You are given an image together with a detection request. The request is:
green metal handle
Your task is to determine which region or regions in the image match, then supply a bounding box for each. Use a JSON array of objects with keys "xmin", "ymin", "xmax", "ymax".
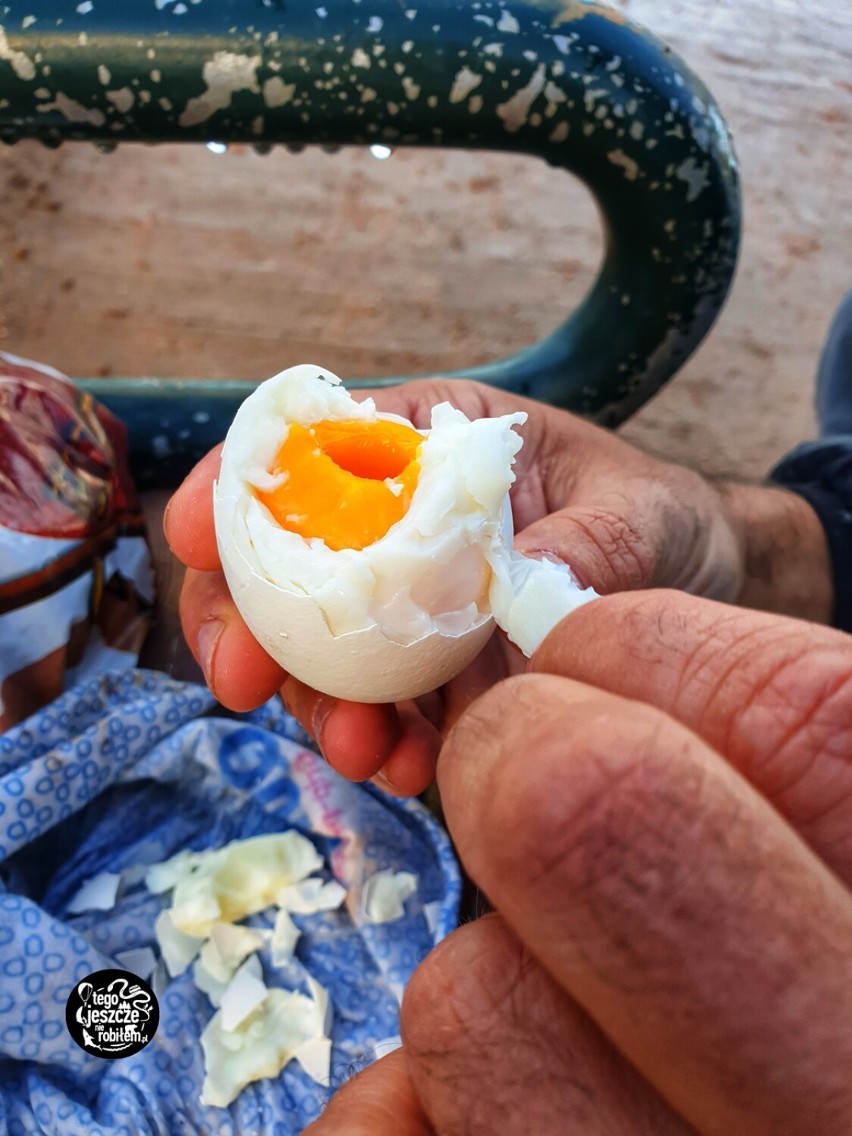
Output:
[{"xmin": 0, "ymin": 0, "xmax": 739, "ymax": 489}]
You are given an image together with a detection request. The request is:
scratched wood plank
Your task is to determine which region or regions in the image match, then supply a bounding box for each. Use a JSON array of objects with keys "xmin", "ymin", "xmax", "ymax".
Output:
[{"xmin": 0, "ymin": 0, "xmax": 849, "ymax": 480}]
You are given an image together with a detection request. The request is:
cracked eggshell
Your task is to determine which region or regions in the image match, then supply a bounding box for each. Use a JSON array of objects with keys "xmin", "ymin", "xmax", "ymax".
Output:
[
  {"xmin": 213, "ymin": 365, "xmax": 525, "ymax": 704},
  {"xmin": 213, "ymin": 518, "xmax": 495, "ymax": 703}
]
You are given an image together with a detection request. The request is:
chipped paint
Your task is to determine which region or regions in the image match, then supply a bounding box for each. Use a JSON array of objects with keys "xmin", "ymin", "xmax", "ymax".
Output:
[
  {"xmin": 497, "ymin": 10, "xmax": 520, "ymax": 34},
  {"xmin": 449, "ymin": 65, "xmax": 482, "ymax": 104},
  {"xmin": 37, "ymin": 90, "xmax": 105, "ymax": 126},
  {"xmin": 401, "ymin": 76, "xmax": 420, "ymax": 100},
  {"xmin": 263, "ymin": 75, "xmax": 295, "ymax": 108},
  {"xmin": 538, "ymin": 0, "xmax": 629, "ymax": 27},
  {"xmin": 676, "ymin": 156, "xmax": 710, "ymax": 202},
  {"xmin": 0, "ymin": 26, "xmax": 35, "ymax": 80},
  {"xmin": 497, "ymin": 63, "xmax": 546, "ymax": 132},
  {"xmin": 179, "ymin": 51, "xmax": 261, "ymax": 127},
  {"xmin": 607, "ymin": 148, "xmax": 639, "ymax": 180},
  {"xmin": 106, "ymin": 86, "xmax": 134, "ymax": 113}
]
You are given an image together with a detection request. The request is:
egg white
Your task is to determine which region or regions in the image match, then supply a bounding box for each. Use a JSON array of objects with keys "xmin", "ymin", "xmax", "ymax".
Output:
[{"xmin": 213, "ymin": 365, "xmax": 528, "ymax": 703}]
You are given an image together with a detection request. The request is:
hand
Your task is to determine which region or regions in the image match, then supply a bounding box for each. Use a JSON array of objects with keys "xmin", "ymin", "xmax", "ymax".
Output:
[
  {"xmin": 306, "ymin": 591, "xmax": 852, "ymax": 1135},
  {"xmin": 166, "ymin": 378, "xmax": 831, "ymax": 795}
]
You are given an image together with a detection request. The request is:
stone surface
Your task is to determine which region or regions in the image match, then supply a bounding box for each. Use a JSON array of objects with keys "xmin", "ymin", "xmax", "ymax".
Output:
[{"xmin": 0, "ymin": 0, "xmax": 849, "ymax": 481}]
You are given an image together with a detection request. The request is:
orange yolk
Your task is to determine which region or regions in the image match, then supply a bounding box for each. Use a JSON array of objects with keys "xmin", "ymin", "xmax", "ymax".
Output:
[{"xmin": 255, "ymin": 418, "xmax": 423, "ymax": 551}]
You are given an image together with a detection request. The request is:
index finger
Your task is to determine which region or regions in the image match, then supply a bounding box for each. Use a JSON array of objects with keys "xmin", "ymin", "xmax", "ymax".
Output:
[{"xmin": 164, "ymin": 442, "xmax": 223, "ymax": 571}]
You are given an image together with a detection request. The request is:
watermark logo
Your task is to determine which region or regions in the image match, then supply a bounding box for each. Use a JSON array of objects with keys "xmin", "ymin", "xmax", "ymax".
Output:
[{"xmin": 65, "ymin": 968, "xmax": 160, "ymax": 1059}]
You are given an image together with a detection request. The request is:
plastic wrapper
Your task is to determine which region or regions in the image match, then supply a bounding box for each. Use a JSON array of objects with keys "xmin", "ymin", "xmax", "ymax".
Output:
[{"xmin": 0, "ymin": 352, "xmax": 154, "ymax": 731}]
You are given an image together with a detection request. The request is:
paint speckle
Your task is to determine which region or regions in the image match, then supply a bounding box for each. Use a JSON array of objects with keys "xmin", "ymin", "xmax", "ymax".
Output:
[
  {"xmin": 361, "ymin": 87, "xmax": 377, "ymax": 103},
  {"xmin": 676, "ymin": 156, "xmax": 710, "ymax": 202},
  {"xmin": 76, "ymin": 1, "xmax": 94, "ymax": 13},
  {"xmin": 483, "ymin": 43, "xmax": 503, "ymax": 58},
  {"xmin": 367, "ymin": 15, "xmax": 383, "ymax": 33},
  {"xmin": 179, "ymin": 51, "xmax": 261, "ymax": 127},
  {"xmin": 549, "ymin": 121, "xmax": 569, "ymax": 142},
  {"xmin": 97, "ymin": 64, "xmax": 110, "ymax": 85},
  {"xmin": 352, "ymin": 47, "xmax": 371, "ymax": 68},
  {"xmin": 449, "ymin": 65, "xmax": 482, "ymax": 104},
  {"xmin": 496, "ymin": 63, "xmax": 546, "ymax": 133},
  {"xmin": 150, "ymin": 69, "xmax": 161, "ymax": 83},
  {"xmin": 263, "ymin": 75, "xmax": 296, "ymax": 108},
  {"xmin": 0, "ymin": 28, "xmax": 36, "ymax": 80},
  {"xmin": 401, "ymin": 76, "xmax": 420, "ymax": 100},
  {"xmin": 21, "ymin": 16, "xmax": 36, "ymax": 29},
  {"xmin": 497, "ymin": 9, "xmax": 520, "ymax": 33},
  {"xmin": 607, "ymin": 148, "xmax": 639, "ymax": 181},
  {"xmin": 106, "ymin": 87, "xmax": 134, "ymax": 113},
  {"xmin": 37, "ymin": 90, "xmax": 105, "ymax": 126}
]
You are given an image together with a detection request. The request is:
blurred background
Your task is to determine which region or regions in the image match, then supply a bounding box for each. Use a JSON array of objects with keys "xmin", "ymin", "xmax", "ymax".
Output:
[{"xmin": 1, "ymin": 0, "xmax": 849, "ymax": 482}]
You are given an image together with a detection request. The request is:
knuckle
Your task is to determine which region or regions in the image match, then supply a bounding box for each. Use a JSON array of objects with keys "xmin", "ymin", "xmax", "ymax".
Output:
[{"xmin": 568, "ymin": 506, "xmax": 657, "ymax": 592}]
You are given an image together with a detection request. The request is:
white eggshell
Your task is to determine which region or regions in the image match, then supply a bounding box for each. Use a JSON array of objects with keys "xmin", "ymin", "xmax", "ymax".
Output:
[{"xmin": 216, "ymin": 492, "xmax": 495, "ymax": 703}]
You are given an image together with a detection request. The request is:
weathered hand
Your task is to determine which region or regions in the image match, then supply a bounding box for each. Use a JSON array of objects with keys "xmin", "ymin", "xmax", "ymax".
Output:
[{"xmin": 306, "ymin": 591, "xmax": 852, "ymax": 1135}]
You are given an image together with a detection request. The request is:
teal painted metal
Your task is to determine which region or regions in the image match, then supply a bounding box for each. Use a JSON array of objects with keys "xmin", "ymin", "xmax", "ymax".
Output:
[{"xmin": 0, "ymin": 1, "xmax": 740, "ymax": 489}]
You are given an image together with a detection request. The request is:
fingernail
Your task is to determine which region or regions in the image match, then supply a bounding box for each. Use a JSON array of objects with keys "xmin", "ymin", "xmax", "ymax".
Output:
[
  {"xmin": 196, "ymin": 618, "xmax": 224, "ymax": 689},
  {"xmin": 374, "ymin": 765, "xmax": 397, "ymax": 791},
  {"xmin": 312, "ymin": 698, "xmax": 335, "ymax": 751}
]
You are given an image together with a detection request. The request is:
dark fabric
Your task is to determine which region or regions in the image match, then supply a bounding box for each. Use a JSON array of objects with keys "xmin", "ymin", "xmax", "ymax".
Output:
[{"xmin": 772, "ymin": 439, "xmax": 852, "ymax": 633}]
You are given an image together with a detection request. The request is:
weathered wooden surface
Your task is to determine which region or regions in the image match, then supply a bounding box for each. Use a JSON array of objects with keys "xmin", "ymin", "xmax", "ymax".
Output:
[{"xmin": 0, "ymin": 0, "xmax": 849, "ymax": 480}]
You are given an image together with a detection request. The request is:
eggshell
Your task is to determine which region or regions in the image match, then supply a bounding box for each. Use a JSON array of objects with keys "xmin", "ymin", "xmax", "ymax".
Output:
[{"xmin": 216, "ymin": 486, "xmax": 495, "ymax": 702}]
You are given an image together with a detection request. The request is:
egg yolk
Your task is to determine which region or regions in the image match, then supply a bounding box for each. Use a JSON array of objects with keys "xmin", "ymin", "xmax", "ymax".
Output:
[{"xmin": 256, "ymin": 418, "xmax": 423, "ymax": 551}]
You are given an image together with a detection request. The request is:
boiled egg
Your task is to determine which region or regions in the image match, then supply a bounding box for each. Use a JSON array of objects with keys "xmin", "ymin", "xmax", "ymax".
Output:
[{"xmin": 213, "ymin": 365, "xmax": 596, "ymax": 703}]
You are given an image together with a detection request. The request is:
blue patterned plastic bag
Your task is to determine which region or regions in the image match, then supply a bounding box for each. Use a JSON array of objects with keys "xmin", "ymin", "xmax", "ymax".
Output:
[{"xmin": 0, "ymin": 669, "xmax": 460, "ymax": 1135}]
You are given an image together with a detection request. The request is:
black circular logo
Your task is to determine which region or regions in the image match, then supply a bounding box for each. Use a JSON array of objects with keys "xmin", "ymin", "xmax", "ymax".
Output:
[{"xmin": 65, "ymin": 969, "xmax": 160, "ymax": 1059}]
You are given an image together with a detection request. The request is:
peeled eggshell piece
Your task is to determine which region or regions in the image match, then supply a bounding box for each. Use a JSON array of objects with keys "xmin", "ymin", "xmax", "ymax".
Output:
[
  {"xmin": 488, "ymin": 551, "xmax": 599, "ymax": 657},
  {"xmin": 277, "ymin": 878, "xmax": 347, "ymax": 914},
  {"xmin": 200, "ymin": 984, "xmax": 330, "ymax": 1107},
  {"xmin": 154, "ymin": 910, "xmax": 205, "ymax": 977},
  {"xmin": 65, "ymin": 871, "xmax": 122, "ymax": 914},
  {"xmin": 361, "ymin": 869, "xmax": 418, "ymax": 924},
  {"xmin": 168, "ymin": 832, "xmax": 323, "ymax": 938}
]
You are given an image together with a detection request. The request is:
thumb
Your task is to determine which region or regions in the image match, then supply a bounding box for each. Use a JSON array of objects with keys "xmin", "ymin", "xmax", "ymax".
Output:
[{"xmin": 515, "ymin": 505, "xmax": 657, "ymax": 594}]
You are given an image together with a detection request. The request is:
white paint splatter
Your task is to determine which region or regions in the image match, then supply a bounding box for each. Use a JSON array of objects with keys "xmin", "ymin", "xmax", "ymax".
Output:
[
  {"xmin": 676, "ymin": 156, "xmax": 710, "ymax": 203},
  {"xmin": 361, "ymin": 87, "xmax": 377, "ymax": 103},
  {"xmin": 473, "ymin": 14, "xmax": 494, "ymax": 27},
  {"xmin": 496, "ymin": 63, "xmax": 546, "ymax": 133},
  {"xmin": 106, "ymin": 87, "xmax": 134, "ymax": 112},
  {"xmin": 449, "ymin": 65, "xmax": 482, "ymax": 104},
  {"xmin": 37, "ymin": 91, "xmax": 106, "ymax": 126},
  {"xmin": 469, "ymin": 94, "xmax": 483, "ymax": 114},
  {"xmin": 263, "ymin": 75, "xmax": 296, "ymax": 107},
  {"xmin": 22, "ymin": 16, "xmax": 36, "ymax": 29},
  {"xmin": 629, "ymin": 120, "xmax": 644, "ymax": 141},
  {"xmin": 351, "ymin": 47, "xmax": 371, "ymax": 68},
  {"xmin": 549, "ymin": 121, "xmax": 569, "ymax": 143},
  {"xmin": 97, "ymin": 64, "xmax": 111, "ymax": 85},
  {"xmin": 76, "ymin": 1, "xmax": 94, "ymax": 13},
  {"xmin": 401, "ymin": 75, "xmax": 420, "ymax": 100},
  {"xmin": 497, "ymin": 9, "xmax": 519, "ymax": 33},
  {"xmin": 551, "ymin": 34, "xmax": 573, "ymax": 54},
  {"xmin": 367, "ymin": 15, "xmax": 383, "ymax": 33},
  {"xmin": 179, "ymin": 51, "xmax": 261, "ymax": 127},
  {"xmin": 151, "ymin": 69, "xmax": 162, "ymax": 83},
  {"xmin": 607, "ymin": 149, "xmax": 639, "ymax": 181},
  {"xmin": 0, "ymin": 28, "xmax": 36, "ymax": 81},
  {"xmin": 402, "ymin": 40, "xmax": 414, "ymax": 53},
  {"xmin": 483, "ymin": 43, "xmax": 503, "ymax": 57}
]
